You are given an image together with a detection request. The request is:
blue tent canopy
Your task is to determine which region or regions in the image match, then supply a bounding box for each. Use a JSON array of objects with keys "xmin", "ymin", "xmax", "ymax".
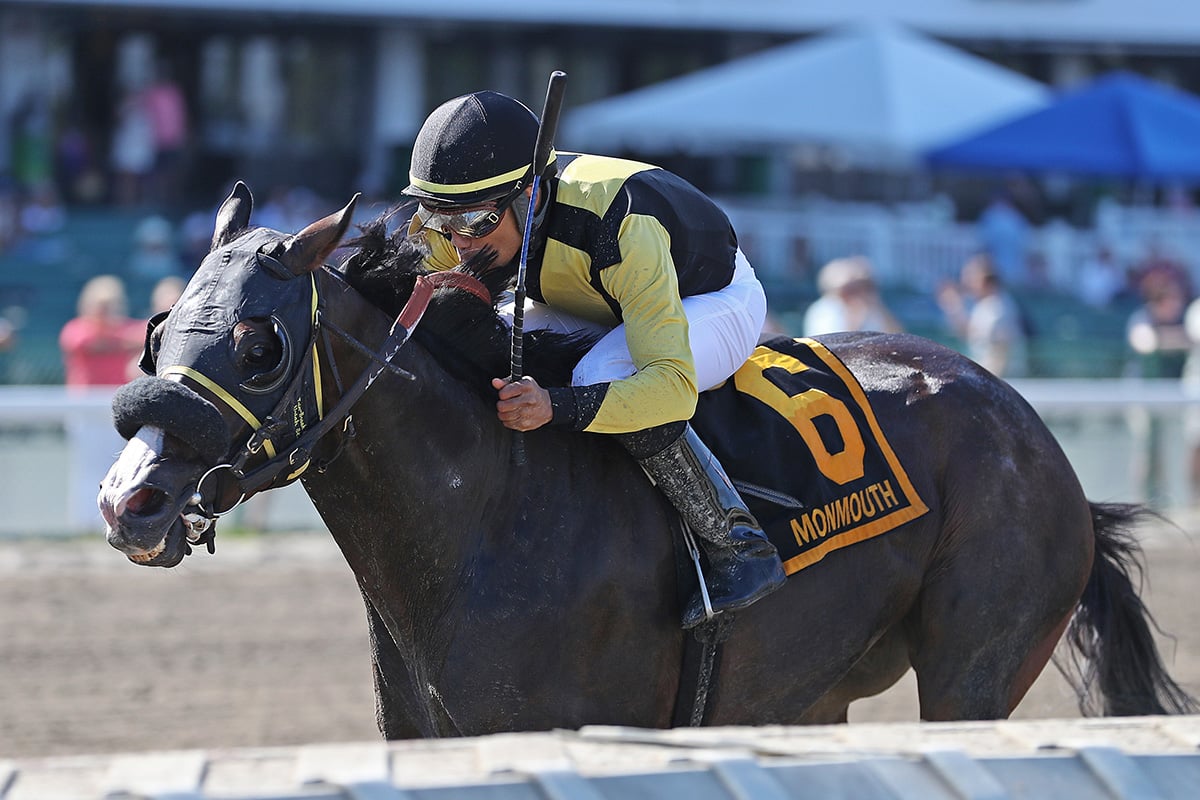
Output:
[{"xmin": 926, "ymin": 71, "xmax": 1200, "ymax": 180}]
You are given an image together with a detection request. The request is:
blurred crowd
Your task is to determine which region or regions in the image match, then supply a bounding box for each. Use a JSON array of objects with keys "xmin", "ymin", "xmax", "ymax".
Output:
[
  {"xmin": 1, "ymin": 53, "xmax": 1198, "ymax": 394},
  {"xmin": 787, "ymin": 188, "xmax": 1200, "ymax": 384},
  {"xmin": 791, "ymin": 199, "xmax": 1200, "ymax": 507},
  {"xmin": 0, "ymin": 175, "xmax": 337, "ymax": 385}
]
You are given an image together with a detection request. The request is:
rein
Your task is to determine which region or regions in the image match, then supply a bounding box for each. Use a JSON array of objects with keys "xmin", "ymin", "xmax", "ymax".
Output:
[{"xmin": 184, "ymin": 270, "xmax": 459, "ymax": 533}]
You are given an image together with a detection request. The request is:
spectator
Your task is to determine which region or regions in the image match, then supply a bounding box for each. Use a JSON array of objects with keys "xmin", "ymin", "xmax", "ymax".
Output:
[
  {"xmin": 110, "ymin": 88, "xmax": 156, "ymax": 207},
  {"xmin": 0, "ymin": 178, "xmax": 19, "ymax": 252},
  {"xmin": 976, "ymin": 190, "xmax": 1030, "ymax": 286},
  {"xmin": 1077, "ymin": 243, "xmax": 1127, "ymax": 309},
  {"xmin": 19, "ymin": 181, "xmax": 66, "ymax": 236},
  {"xmin": 59, "ymin": 275, "xmax": 146, "ymax": 530},
  {"xmin": 803, "ymin": 256, "xmax": 903, "ymax": 336},
  {"xmin": 10, "ymin": 93, "xmax": 54, "ymax": 195},
  {"xmin": 1129, "ymin": 241, "xmax": 1192, "ymax": 308},
  {"xmin": 59, "ymin": 275, "xmax": 145, "ymax": 387},
  {"xmin": 129, "ymin": 215, "xmax": 184, "ymax": 281},
  {"xmin": 1125, "ymin": 268, "xmax": 1193, "ymax": 505},
  {"xmin": 0, "ymin": 313, "xmax": 14, "ymax": 385},
  {"xmin": 937, "ymin": 254, "xmax": 1029, "ymax": 378},
  {"xmin": 17, "ymin": 182, "xmax": 68, "ymax": 264},
  {"xmin": 148, "ymin": 274, "xmax": 185, "ymax": 316},
  {"xmin": 1182, "ymin": 296, "xmax": 1200, "ymax": 505},
  {"xmin": 0, "ymin": 315, "xmax": 14, "ymax": 352},
  {"xmin": 180, "ymin": 204, "xmax": 218, "ymax": 270},
  {"xmin": 126, "ymin": 275, "xmax": 185, "ymax": 382},
  {"xmin": 55, "ymin": 112, "xmax": 103, "ymax": 204},
  {"xmin": 1125, "ymin": 267, "xmax": 1190, "ymax": 379},
  {"xmin": 142, "ymin": 60, "xmax": 190, "ymax": 205}
]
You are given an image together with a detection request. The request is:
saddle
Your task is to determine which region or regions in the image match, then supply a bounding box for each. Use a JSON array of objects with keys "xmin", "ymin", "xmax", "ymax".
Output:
[{"xmin": 693, "ymin": 335, "xmax": 928, "ymax": 576}]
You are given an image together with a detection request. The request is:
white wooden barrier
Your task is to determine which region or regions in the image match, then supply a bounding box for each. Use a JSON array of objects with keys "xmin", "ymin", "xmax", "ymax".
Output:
[
  {"xmin": 720, "ymin": 197, "xmax": 1200, "ymax": 292},
  {"xmin": 0, "ymin": 386, "xmax": 322, "ymax": 536},
  {"xmin": 1, "ymin": 381, "xmax": 1198, "ymax": 536},
  {"xmin": 4, "ymin": 717, "xmax": 1200, "ymax": 799}
]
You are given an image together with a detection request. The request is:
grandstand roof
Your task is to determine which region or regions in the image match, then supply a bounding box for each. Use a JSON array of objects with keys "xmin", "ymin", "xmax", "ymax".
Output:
[{"xmin": 9, "ymin": 0, "xmax": 1200, "ymax": 46}]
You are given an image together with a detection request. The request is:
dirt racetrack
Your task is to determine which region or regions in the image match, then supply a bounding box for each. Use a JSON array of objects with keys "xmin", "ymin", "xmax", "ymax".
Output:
[{"xmin": 1, "ymin": 520, "xmax": 1198, "ymax": 760}]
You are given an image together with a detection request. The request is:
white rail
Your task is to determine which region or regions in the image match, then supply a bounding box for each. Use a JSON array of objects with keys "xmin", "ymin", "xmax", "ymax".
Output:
[
  {"xmin": 720, "ymin": 198, "xmax": 1200, "ymax": 292},
  {"xmin": 2, "ymin": 382, "xmax": 1198, "ymax": 535},
  {"xmin": 0, "ymin": 386, "xmax": 321, "ymax": 536}
]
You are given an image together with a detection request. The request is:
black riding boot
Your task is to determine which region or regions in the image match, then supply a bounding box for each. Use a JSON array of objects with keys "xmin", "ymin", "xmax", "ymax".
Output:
[{"xmin": 625, "ymin": 423, "xmax": 787, "ymax": 629}]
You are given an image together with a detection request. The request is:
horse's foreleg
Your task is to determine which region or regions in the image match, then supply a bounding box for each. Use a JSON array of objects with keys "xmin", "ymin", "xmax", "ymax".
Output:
[{"xmin": 362, "ymin": 590, "xmax": 424, "ymax": 739}]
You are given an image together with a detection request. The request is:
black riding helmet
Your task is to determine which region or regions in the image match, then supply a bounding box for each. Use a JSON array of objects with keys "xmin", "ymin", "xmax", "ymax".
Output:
[{"xmin": 404, "ymin": 90, "xmax": 557, "ymax": 209}]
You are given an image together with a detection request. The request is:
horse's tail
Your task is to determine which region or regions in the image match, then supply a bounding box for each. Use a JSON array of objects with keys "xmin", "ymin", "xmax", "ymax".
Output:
[{"xmin": 1058, "ymin": 501, "xmax": 1198, "ymax": 716}]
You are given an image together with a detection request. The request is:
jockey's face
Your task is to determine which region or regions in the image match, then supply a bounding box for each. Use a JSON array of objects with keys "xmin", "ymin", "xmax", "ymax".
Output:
[
  {"xmin": 443, "ymin": 203, "xmax": 523, "ymax": 266},
  {"xmin": 421, "ymin": 184, "xmax": 535, "ymax": 268}
]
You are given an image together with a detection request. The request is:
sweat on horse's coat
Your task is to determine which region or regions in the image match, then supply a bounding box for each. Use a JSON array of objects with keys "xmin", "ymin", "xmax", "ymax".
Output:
[{"xmin": 97, "ymin": 183, "xmax": 1197, "ymax": 737}]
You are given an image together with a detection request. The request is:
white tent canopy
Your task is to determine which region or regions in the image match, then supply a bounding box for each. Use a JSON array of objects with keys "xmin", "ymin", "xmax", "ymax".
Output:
[{"xmin": 561, "ymin": 22, "xmax": 1049, "ymax": 167}]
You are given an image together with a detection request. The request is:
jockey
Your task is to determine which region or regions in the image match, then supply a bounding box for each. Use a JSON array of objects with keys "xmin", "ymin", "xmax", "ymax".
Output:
[{"xmin": 403, "ymin": 90, "xmax": 786, "ymax": 629}]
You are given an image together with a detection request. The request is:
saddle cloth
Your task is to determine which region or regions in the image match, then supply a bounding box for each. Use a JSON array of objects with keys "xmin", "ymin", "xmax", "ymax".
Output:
[{"xmin": 693, "ymin": 335, "xmax": 929, "ymax": 575}]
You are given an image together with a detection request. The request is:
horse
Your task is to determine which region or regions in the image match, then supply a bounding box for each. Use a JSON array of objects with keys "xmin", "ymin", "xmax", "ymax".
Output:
[{"xmin": 98, "ymin": 183, "xmax": 1196, "ymax": 737}]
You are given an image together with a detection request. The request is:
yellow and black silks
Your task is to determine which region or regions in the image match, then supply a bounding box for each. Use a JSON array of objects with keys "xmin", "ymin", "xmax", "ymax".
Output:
[{"xmin": 692, "ymin": 336, "xmax": 928, "ymax": 575}]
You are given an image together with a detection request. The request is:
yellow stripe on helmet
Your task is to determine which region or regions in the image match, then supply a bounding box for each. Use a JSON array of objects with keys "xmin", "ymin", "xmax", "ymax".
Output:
[{"xmin": 408, "ymin": 150, "xmax": 557, "ymax": 197}]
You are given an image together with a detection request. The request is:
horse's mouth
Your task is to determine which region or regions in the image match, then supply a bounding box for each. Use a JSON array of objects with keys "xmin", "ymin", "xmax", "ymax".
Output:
[
  {"xmin": 104, "ymin": 484, "xmax": 192, "ymax": 568},
  {"xmin": 129, "ymin": 538, "xmax": 167, "ymax": 563},
  {"xmin": 121, "ymin": 518, "xmax": 188, "ymax": 568}
]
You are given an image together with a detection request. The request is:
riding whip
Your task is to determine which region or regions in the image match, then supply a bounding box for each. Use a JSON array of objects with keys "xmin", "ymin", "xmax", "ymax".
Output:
[{"xmin": 510, "ymin": 70, "xmax": 567, "ymax": 465}]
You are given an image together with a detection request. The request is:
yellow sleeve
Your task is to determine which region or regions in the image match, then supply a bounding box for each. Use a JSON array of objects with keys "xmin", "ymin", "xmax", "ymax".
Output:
[{"xmin": 582, "ymin": 214, "xmax": 698, "ymax": 434}]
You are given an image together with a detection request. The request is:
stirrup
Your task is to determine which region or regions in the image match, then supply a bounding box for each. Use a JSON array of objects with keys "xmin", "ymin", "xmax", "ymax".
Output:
[
  {"xmin": 680, "ymin": 522, "xmax": 786, "ymax": 629},
  {"xmin": 682, "ymin": 524, "xmax": 717, "ymax": 624}
]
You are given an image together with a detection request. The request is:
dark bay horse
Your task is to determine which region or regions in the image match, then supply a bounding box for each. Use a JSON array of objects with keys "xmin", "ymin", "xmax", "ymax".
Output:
[{"xmin": 98, "ymin": 183, "xmax": 1196, "ymax": 737}]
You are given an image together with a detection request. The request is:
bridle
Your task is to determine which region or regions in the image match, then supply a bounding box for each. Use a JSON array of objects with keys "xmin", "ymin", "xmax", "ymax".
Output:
[{"xmin": 177, "ymin": 267, "xmax": 490, "ymax": 546}]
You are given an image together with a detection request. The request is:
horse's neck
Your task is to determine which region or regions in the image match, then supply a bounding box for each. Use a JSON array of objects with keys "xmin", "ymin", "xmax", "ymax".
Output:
[
  {"xmin": 304, "ymin": 282, "xmax": 511, "ymax": 619},
  {"xmin": 299, "ymin": 292, "xmax": 685, "ymax": 737},
  {"xmin": 302, "ymin": 274, "xmax": 674, "ymax": 686}
]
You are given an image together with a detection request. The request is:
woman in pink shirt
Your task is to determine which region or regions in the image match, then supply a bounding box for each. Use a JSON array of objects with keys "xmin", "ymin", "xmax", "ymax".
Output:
[{"xmin": 59, "ymin": 275, "xmax": 145, "ymax": 386}]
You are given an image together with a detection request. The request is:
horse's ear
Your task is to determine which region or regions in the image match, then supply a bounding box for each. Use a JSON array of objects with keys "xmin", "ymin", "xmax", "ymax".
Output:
[
  {"xmin": 277, "ymin": 193, "xmax": 361, "ymax": 276},
  {"xmin": 211, "ymin": 181, "xmax": 254, "ymax": 251}
]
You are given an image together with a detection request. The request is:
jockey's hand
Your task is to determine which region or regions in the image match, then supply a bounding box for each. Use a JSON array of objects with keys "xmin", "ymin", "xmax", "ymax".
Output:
[{"xmin": 492, "ymin": 376, "xmax": 553, "ymax": 431}]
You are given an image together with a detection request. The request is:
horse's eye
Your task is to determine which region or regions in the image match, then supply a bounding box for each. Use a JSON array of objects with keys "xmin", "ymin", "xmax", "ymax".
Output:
[
  {"xmin": 231, "ymin": 320, "xmax": 283, "ymax": 371},
  {"xmin": 247, "ymin": 342, "xmax": 271, "ymax": 365},
  {"xmin": 232, "ymin": 318, "xmax": 291, "ymax": 394},
  {"xmin": 148, "ymin": 326, "xmax": 164, "ymax": 362},
  {"xmin": 138, "ymin": 309, "xmax": 171, "ymax": 376}
]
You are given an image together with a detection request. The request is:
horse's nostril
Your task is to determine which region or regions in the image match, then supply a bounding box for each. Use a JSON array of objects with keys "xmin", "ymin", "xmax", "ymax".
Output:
[{"xmin": 126, "ymin": 486, "xmax": 166, "ymax": 516}]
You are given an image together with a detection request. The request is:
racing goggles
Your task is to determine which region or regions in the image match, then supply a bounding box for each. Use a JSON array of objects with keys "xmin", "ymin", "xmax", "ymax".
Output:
[
  {"xmin": 415, "ymin": 178, "xmax": 528, "ymax": 240},
  {"xmin": 415, "ymin": 201, "xmax": 509, "ymax": 240}
]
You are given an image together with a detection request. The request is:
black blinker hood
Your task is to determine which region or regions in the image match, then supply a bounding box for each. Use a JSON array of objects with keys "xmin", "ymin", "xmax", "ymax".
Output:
[{"xmin": 153, "ymin": 228, "xmax": 318, "ymax": 427}]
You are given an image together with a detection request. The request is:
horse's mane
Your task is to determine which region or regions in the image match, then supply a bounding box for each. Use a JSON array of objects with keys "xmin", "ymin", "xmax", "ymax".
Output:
[{"xmin": 337, "ymin": 212, "xmax": 594, "ymax": 397}]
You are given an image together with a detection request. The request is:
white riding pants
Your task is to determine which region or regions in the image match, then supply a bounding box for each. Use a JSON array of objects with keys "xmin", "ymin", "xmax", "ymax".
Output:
[{"xmin": 507, "ymin": 251, "xmax": 767, "ymax": 391}]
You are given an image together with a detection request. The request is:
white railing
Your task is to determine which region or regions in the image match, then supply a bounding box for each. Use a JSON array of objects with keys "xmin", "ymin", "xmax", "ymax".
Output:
[
  {"xmin": 720, "ymin": 198, "xmax": 1200, "ymax": 294},
  {"xmin": 0, "ymin": 386, "xmax": 322, "ymax": 536},
  {"xmin": 3, "ymin": 382, "xmax": 1200, "ymax": 536}
]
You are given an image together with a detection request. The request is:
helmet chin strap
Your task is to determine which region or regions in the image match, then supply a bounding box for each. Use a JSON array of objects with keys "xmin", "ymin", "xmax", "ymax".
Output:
[{"xmin": 510, "ymin": 179, "xmax": 551, "ymax": 241}]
